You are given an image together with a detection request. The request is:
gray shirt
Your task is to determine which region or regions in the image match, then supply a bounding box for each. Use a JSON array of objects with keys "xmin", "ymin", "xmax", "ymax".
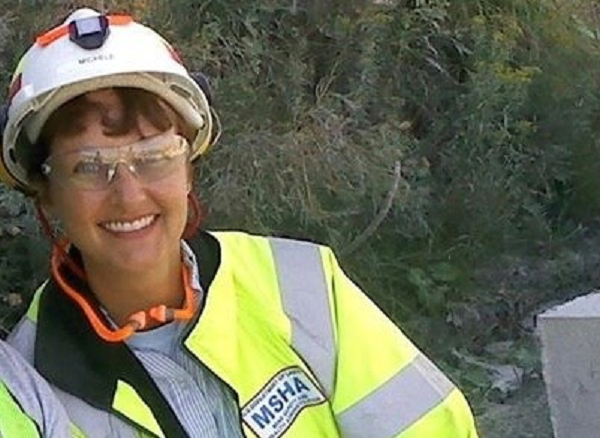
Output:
[
  {"xmin": 0, "ymin": 340, "xmax": 73, "ymax": 437},
  {"xmin": 123, "ymin": 242, "xmax": 244, "ymax": 437}
]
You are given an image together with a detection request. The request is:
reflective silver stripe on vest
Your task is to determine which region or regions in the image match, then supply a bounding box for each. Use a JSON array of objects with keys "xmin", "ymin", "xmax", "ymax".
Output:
[
  {"xmin": 337, "ymin": 354, "xmax": 456, "ymax": 438},
  {"xmin": 9, "ymin": 321, "xmax": 142, "ymax": 438},
  {"xmin": 268, "ymin": 238, "xmax": 336, "ymax": 397}
]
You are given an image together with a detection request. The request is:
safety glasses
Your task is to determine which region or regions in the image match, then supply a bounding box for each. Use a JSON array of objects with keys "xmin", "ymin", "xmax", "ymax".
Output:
[{"xmin": 41, "ymin": 133, "xmax": 189, "ymax": 191}]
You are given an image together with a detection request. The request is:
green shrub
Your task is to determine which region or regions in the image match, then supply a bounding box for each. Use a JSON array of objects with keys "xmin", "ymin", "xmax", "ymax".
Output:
[{"xmin": 2, "ymin": 0, "xmax": 600, "ymax": 345}]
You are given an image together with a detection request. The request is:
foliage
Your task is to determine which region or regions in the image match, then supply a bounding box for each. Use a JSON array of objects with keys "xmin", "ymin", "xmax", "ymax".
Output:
[
  {"xmin": 0, "ymin": 191, "xmax": 47, "ymax": 336},
  {"xmin": 1, "ymin": 1, "xmax": 600, "ymax": 366}
]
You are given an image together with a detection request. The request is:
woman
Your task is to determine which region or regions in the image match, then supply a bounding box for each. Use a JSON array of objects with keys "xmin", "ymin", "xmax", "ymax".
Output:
[
  {"xmin": 0, "ymin": 339, "xmax": 77, "ymax": 437},
  {"xmin": 1, "ymin": 8, "xmax": 478, "ymax": 438}
]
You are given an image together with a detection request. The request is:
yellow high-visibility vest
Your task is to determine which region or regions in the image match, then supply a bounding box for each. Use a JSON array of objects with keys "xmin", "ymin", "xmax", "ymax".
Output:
[
  {"xmin": 16, "ymin": 231, "xmax": 478, "ymax": 438},
  {"xmin": 0, "ymin": 380, "xmax": 40, "ymax": 438}
]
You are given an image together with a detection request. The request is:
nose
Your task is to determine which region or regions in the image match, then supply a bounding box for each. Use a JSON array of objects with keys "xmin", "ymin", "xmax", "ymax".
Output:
[
  {"xmin": 108, "ymin": 162, "xmax": 147, "ymax": 202},
  {"xmin": 107, "ymin": 160, "xmax": 137, "ymax": 183}
]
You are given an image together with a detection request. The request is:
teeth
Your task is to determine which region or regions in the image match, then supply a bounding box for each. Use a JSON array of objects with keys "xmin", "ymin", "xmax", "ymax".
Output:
[{"xmin": 103, "ymin": 215, "xmax": 155, "ymax": 233}]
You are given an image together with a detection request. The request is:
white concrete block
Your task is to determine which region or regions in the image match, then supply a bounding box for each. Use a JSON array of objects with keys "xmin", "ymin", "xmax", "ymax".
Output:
[{"xmin": 538, "ymin": 292, "xmax": 600, "ymax": 438}]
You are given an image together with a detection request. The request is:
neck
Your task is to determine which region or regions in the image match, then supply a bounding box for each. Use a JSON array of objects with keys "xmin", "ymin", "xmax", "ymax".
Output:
[{"xmin": 82, "ymin": 250, "xmax": 185, "ymax": 327}]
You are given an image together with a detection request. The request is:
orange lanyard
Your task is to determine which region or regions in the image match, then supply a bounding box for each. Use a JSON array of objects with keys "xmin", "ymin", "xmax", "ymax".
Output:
[{"xmin": 50, "ymin": 243, "xmax": 197, "ymax": 342}]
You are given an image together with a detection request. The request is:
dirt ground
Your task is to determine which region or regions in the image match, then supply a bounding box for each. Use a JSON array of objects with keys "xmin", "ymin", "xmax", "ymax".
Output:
[
  {"xmin": 476, "ymin": 367, "xmax": 554, "ymax": 437},
  {"xmin": 469, "ymin": 223, "xmax": 600, "ymax": 438}
]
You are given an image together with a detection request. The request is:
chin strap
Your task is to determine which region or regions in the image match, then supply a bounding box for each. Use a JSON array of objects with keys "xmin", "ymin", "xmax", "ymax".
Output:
[{"xmin": 49, "ymin": 243, "xmax": 197, "ymax": 343}]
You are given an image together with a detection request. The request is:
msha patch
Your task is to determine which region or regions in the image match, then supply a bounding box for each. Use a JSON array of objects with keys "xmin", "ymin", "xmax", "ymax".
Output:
[{"xmin": 242, "ymin": 366, "xmax": 326, "ymax": 438}]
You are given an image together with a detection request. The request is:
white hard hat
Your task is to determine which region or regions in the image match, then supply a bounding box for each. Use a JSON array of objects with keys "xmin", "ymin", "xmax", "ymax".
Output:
[{"xmin": 1, "ymin": 8, "xmax": 217, "ymax": 194}]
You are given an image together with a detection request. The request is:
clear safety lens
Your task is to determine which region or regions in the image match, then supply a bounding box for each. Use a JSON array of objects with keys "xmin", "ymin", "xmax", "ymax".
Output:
[{"xmin": 41, "ymin": 133, "xmax": 189, "ymax": 190}]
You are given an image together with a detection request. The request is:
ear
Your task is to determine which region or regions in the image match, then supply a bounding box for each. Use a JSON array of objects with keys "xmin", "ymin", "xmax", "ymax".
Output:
[
  {"xmin": 34, "ymin": 191, "xmax": 64, "ymax": 240},
  {"xmin": 38, "ymin": 198, "xmax": 55, "ymax": 220},
  {"xmin": 35, "ymin": 184, "xmax": 57, "ymax": 219}
]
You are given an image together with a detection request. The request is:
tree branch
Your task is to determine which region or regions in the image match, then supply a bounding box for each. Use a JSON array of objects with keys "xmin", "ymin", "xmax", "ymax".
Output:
[{"xmin": 342, "ymin": 161, "xmax": 402, "ymax": 256}]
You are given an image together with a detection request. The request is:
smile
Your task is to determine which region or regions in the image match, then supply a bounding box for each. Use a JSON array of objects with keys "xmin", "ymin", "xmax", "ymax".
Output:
[{"xmin": 102, "ymin": 215, "xmax": 156, "ymax": 233}]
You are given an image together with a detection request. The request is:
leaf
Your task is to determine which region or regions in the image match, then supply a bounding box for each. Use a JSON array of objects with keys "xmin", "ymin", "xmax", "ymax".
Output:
[{"xmin": 431, "ymin": 262, "xmax": 461, "ymax": 283}]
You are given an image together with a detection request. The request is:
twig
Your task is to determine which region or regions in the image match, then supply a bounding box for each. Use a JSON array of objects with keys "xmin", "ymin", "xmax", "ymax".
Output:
[{"xmin": 342, "ymin": 161, "xmax": 402, "ymax": 256}]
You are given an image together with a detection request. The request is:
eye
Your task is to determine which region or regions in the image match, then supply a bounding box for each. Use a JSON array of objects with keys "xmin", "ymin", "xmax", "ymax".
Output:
[
  {"xmin": 133, "ymin": 153, "xmax": 168, "ymax": 168},
  {"xmin": 73, "ymin": 160, "xmax": 106, "ymax": 175},
  {"xmin": 133, "ymin": 146, "xmax": 183, "ymax": 169}
]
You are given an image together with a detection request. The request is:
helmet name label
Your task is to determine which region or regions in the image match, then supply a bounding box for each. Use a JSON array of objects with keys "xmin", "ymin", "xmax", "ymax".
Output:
[
  {"xmin": 78, "ymin": 53, "xmax": 114, "ymax": 65},
  {"xmin": 242, "ymin": 367, "xmax": 326, "ymax": 438}
]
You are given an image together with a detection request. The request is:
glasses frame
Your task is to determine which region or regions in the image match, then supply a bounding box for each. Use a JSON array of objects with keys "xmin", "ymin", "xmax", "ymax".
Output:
[{"xmin": 41, "ymin": 133, "xmax": 190, "ymax": 191}]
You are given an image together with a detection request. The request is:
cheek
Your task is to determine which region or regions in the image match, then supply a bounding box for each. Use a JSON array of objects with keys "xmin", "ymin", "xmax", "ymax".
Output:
[
  {"xmin": 154, "ymin": 172, "xmax": 190, "ymax": 213},
  {"xmin": 173, "ymin": 179, "xmax": 191, "ymax": 216},
  {"xmin": 49, "ymin": 189, "xmax": 97, "ymax": 225},
  {"xmin": 173, "ymin": 173, "xmax": 192, "ymax": 222},
  {"xmin": 46, "ymin": 184, "xmax": 76, "ymax": 219},
  {"xmin": 162, "ymin": 162, "xmax": 192, "ymax": 194},
  {"xmin": 159, "ymin": 184, "xmax": 189, "ymax": 238}
]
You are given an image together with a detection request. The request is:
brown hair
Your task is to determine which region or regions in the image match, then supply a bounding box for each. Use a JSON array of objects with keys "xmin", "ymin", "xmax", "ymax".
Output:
[{"xmin": 26, "ymin": 87, "xmax": 191, "ymax": 183}]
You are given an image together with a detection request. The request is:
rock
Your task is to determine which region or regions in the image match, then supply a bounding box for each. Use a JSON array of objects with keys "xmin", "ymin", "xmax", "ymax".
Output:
[
  {"xmin": 488, "ymin": 364, "xmax": 525, "ymax": 401},
  {"xmin": 4, "ymin": 293, "xmax": 23, "ymax": 307},
  {"xmin": 452, "ymin": 348, "xmax": 525, "ymax": 401},
  {"xmin": 5, "ymin": 226, "xmax": 21, "ymax": 237}
]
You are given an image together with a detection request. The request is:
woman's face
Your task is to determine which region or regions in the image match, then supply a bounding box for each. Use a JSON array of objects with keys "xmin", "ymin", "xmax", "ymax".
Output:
[{"xmin": 42, "ymin": 89, "xmax": 191, "ymax": 274}]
